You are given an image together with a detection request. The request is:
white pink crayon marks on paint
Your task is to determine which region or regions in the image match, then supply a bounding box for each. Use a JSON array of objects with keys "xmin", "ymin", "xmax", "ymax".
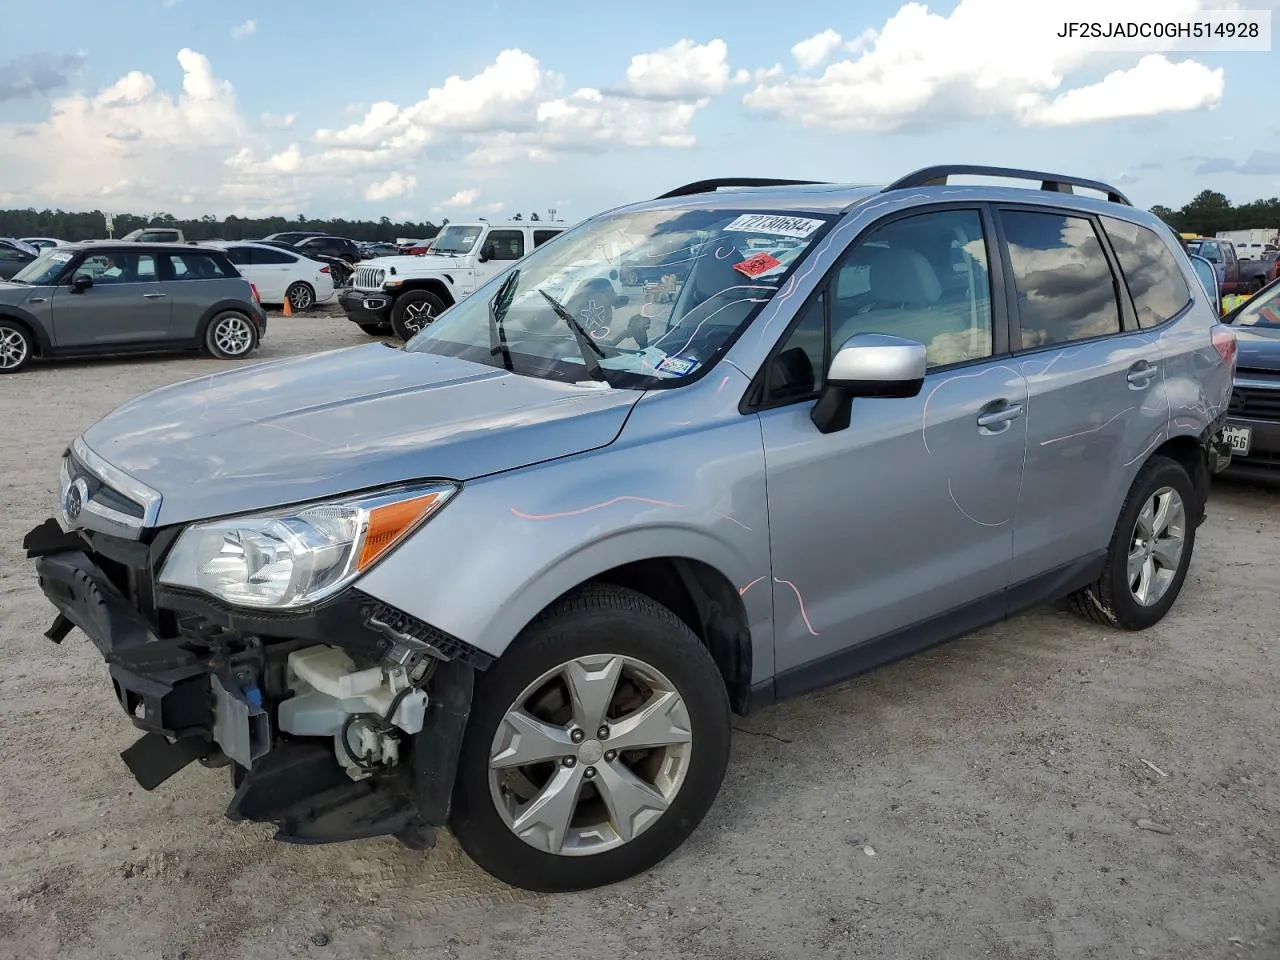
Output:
[
  {"xmin": 738, "ymin": 575, "xmax": 818, "ymax": 636},
  {"xmin": 510, "ymin": 497, "xmax": 752, "ymax": 531}
]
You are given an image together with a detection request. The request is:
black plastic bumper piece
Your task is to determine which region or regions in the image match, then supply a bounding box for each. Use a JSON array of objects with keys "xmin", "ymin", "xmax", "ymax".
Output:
[
  {"xmin": 226, "ymin": 742, "xmax": 426, "ymax": 845},
  {"xmin": 339, "ymin": 288, "xmax": 392, "ymax": 323},
  {"xmin": 122, "ymin": 732, "xmax": 211, "ymax": 790}
]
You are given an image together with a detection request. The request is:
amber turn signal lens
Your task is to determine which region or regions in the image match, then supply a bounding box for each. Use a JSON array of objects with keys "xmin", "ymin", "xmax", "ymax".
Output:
[{"xmin": 357, "ymin": 491, "xmax": 448, "ymax": 571}]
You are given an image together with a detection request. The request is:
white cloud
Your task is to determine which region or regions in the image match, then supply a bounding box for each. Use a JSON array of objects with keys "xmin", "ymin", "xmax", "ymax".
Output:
[
  {"xmin": 745, "ymin": 0, "xmax": 1226, "ymax": 131},
  {"xmin": 792, "ymin": 29, "xmax": 844, "ymax": 70},
  {"xmin": 231, "ymin": 19, "xmax": 256, "ymax": 39},
  {"xmin": 260, "ymin": 111, "xmax": 297, "ymax": 129},
  {"xmin": 431, "ymin": 187, "xmax": 481, "ymax": 212},
  {"xmin": 538, "ymin": 89, "xmax": 701, "ymax": 148},
  {"xmin": 365, "ymin": 171, "xmax": 417, "ymax": 202},
  {"xmin": 625, "ymin": 39, "xmax": 732, "ymax": 99},
  {"xmin": 1020, "ymin": 55, "xmax": 1223, "ymax": 126}
]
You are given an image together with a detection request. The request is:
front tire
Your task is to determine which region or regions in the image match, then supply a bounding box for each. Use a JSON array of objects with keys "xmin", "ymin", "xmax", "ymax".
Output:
[
  {"xmin": 204, "ymin": 311, "xmax": 259, "ymax": 359},
  {"xmin": 449, "ymin": 585, "xmax": 731, "ymax": 892},
  {"xmin": 1068, "ymin": 455, "xmax": 1197, "ymax": 630},
  {"xmin": 0, "ymin": 321, "xmax": 34, "ymax": 373},
  {"xmin": 391, "ymin": 289, "xmax": 446, "ymax": 341}
]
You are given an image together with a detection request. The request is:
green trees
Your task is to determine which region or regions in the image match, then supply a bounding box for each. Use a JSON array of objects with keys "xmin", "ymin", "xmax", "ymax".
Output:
[
  {"xmin": 0, "ymin": 209, "xmax": 441, "ymax": 243},
  {"xmin": 1153, "ymin": 191, "xmax": 1280, "ymax": 236}
]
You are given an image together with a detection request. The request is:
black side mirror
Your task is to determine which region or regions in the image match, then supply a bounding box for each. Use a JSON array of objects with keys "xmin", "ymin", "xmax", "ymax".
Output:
[
  {"xmin": 810, "ymin": 333, "xmax": 927, "ymax": 434},
  {"xmin": 70, "ymin": 274, "xmax": 93, "ymax": 293}
]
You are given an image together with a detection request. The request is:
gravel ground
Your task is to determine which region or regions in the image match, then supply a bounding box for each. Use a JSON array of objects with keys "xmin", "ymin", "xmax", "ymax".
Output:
[{"xmin": 1, "ymin": 311, "xmax": 1278, "ymax": 960}]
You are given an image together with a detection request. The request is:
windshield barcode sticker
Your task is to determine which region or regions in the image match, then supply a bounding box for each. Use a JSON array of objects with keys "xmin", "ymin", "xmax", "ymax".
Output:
[{"xmin": 722, "ymin": 214, "xmax": 825, "ymax": 239}]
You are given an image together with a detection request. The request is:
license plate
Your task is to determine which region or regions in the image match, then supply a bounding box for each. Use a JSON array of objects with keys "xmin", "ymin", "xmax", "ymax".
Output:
[{"xmin": 1223, "ymin": 425, "xmax": 1252, "ymax": 456}]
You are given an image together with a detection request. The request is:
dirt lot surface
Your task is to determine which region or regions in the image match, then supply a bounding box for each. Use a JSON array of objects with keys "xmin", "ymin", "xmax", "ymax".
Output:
[{"xmin": 1, "ymin": 311, "xmax": 1278, "ymax": 960}]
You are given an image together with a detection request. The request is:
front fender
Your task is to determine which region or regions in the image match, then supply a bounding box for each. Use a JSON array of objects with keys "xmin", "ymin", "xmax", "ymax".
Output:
[
  {"xmin": 356, "ymin": 365, "xmax": 775, "ymax": 675},
  {"xmin": 0, "ymin": 305, "xmax": 53, "ymax": 353}
]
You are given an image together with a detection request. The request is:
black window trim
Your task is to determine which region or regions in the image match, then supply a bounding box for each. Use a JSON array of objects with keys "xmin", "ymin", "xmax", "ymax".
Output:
[
  {"xmin": 993, "ymin": 202, "xmax": 1139, "ymax": 358},
  {"xmin": 741, "ymin": 201, "xmax": 1013, "ymax": 414},
  {"xmin": 1096, "ymin": 213, "xmax": 1194, "ymax": 334}
]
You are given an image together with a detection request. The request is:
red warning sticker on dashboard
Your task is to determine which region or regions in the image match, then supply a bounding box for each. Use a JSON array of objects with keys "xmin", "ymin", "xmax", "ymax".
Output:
[{"xmin": 732, "ymin": 252, "xmax": 782, "ymax": 278}]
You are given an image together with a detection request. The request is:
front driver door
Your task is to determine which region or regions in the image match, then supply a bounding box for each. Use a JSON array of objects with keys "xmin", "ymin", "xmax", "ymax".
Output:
[
  {"xmin": 753, "ymin": 207, "xmax": 1028, "ymax": 692},
  {"xmin": 50, "ymin": 252, "xmax": 171, "ymax": 347},
  {"xmin": 473, "ymin": 229, "xmax": 526, "ymax": 290}
]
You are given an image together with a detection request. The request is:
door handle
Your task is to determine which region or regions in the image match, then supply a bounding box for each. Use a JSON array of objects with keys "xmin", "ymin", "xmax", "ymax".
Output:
[
  {"xmin": 1126, "ymin": 360, "xmax": 1157, "ymax": 388},
  {"xmin": 28, "ymin": 297, "xmax": 47, "ymax": 304},
  {"xmin": 142, "ymin": 293, "xmax": 168, "ymax": 299},
  {"xmin": 977, "ymin": 400, "xmax": 1024, "ymax": 433}
]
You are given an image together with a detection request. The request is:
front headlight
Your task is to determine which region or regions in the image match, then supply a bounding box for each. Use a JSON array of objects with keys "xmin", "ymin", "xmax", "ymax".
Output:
[{"xmin": 158, "ymin": 482, "xmax": 456, "ymax": 609}]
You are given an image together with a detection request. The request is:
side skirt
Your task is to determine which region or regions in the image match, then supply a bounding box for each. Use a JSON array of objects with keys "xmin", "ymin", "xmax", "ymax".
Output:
[{"xmin": 750, "ymin": 551, "xmax": 1108, "ymax": 709}]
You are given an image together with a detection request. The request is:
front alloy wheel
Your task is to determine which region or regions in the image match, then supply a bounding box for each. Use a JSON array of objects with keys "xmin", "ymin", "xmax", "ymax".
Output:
[
  {"xmin": 450, "ymin": 585, "xmax": 731, "ymax": 892},
  {"xmin": 0, "ymin": 322, "xmax": 33, "ymax": 373},
  {"xmin": 488, "ymin": 653, "xmax": 692, "ymax": 856}
]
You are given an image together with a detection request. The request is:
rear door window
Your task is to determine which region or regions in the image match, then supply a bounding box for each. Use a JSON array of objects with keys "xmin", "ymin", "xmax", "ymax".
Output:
[
  {"xmin": 533, "ymin": 229, "xmax": 561, "ymax": 248},
  {"xmin": 1000, "ymin": 210, "xmax": 1122, "ymax": 350},
  {"xmin": 1100, "ymin": 217, "xmax": 1192, "ymax": 328},
  {"xmin": 253, "ymin": 247, "xmax": 297, "ymax": 265}
]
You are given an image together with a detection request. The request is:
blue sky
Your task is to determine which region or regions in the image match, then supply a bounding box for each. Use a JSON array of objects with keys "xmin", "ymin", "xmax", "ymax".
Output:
[{"xmin": 0, "ymin": 0, "xmax": 1277, "ymax": 224}]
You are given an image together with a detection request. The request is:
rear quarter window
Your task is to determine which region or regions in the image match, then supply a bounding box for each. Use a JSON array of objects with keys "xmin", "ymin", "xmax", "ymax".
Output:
[{"xmin": 1100, "ymin": 217, "xmax": 1192, "ymax": 329}]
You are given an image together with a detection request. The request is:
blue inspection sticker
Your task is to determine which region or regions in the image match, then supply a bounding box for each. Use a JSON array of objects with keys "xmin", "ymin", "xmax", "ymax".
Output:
[{"xmin": 656, "ymin": 355, "xmax": 699, "ymax": 376}]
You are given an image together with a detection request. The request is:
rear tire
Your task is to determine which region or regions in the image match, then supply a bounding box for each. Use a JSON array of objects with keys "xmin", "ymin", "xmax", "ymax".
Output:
[
  {"xmin": 286, "ymin": 282, "xmax": 315, "ymax": 312},
  {"xmin": 204, "ymin": 311, "xmax": 259, "ymax": 359},
  {"xmin": 0, "ymin": 321, "xmax": 34, "ymax": 373},
  {"xmin": 449, "ymin": 585, "xmax": 731, "ymax": 892},
  {"xmin": 391, "ymin": 290, "xmax": 446, "ymax": 341},
  {"xmin": 1068, "ymin": 455, "xmax": 1197, "ymax": 630}
]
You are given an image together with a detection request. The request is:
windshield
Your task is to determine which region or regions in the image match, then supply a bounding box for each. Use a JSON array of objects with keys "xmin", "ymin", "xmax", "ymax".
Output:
[
  {"xmin": 431, "ymin": 225, "xmax": 483, "ymax": 255},
  {"xmin": 404, "ymin": 207, "xmax": 834, "ymax": 389},
  {"xmin": 1232, "ymin": 282, "xmax": 1280, "ymax": 328},
  {"xmin": 10, "ymin": 250, "xmax": 73, "ymax": 285}
]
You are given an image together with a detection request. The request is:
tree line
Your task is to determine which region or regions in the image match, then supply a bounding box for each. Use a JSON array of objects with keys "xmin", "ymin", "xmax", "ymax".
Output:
[
  {"xmin": 0, "ymin": 210, "xmax": 449, "ymax": 243},
  {"xmin": 0, "ymin": 193, "xmax": 1272, "ymax": 244},
  {"xmin": 1151, "ymin": 191, "xmax": 1280, "ymax": 237}
]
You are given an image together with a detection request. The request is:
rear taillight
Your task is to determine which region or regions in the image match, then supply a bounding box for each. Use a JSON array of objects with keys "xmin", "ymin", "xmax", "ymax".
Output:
[
  {"xmin": 1211, "ymin": 323, "xmax": 1237, "ymax": 374},
  {"xmin": 319, "ymin": 266, "xmax": 330, "ymax": 274},
  {"xmin": 250, "ymin": 282, "xmax": 261, "ymax": 305}
]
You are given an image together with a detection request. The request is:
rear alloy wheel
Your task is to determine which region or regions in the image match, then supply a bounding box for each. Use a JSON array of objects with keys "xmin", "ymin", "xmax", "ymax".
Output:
[
  {"xmin": 205, "ymin": 311, "xmax": 259, "ymax": 359},
  {"xmin": 0, "ymin": 322, "xmax": 34, "ymax": 373},
  {"xmin": 450, "ymin": 585, "xmax": 731, "ymax": 892},
  {"xmin": 286, "ymin": 282, "xmax": 315, "ymax": 312},
  {"xmin": 1068, "ymin": 455, "xmax": 1196, "ymax": 630},
  {"xmin": 391, "ymin": 290, "xmax": 446, "ymax": 341}
]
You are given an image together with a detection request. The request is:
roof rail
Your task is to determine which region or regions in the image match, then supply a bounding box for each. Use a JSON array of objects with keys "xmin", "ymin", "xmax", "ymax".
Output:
[
  {"xmin": 882, "ymin": 165, "xmax": 1132, "ymax": 206},
  {"xmin": 656, "ymin": 178, "xmax": 828, "ymax": 200}
]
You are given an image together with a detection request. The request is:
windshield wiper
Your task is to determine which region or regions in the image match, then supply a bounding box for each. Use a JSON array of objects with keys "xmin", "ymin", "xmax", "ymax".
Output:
[
  {"xmin": 488, "ymin": 269, "xmax": 519, "ymax": 371},
  {"xmin": 539, "ymin": 288, "xmax": 608, "ymax": 382}
]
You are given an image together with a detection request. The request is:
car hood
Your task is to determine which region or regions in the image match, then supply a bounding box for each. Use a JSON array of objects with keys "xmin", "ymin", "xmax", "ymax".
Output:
[
  {"xmin": 81, "ymin": 342, "xmax": 641, "ymax": 526},
  {"xmin": 1233, "ymin": 325, "xmax": 1280, "ymax": 373},
  {"xmin": 379, "ymin": 254, "xmax": 469, "ymax": 273}
]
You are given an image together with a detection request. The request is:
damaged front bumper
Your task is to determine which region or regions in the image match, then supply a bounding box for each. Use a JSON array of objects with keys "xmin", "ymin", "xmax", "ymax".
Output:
[{"xmin": 24, "ymin": 517, "xmax": 488, "ymax": 848}]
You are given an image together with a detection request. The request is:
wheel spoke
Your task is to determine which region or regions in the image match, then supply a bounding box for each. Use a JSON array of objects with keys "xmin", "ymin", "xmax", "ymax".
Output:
[
  {"xmin": 1151, "ymin": 534, "xmax": 1184, "ymax": 571},
  {"xmin": 1135, "ymin": 498, "xmax": 1156, "ymax": 537},
  {"xmin": 509, "ymin": 763, "xmax": 584, "ymax": 854},
  {"xmin": 563, "ymin": 656, "xmax": 623, "ymax": 734},
  {"xmin": 1136, "ymin": 556, "xmax": 1155, "ymax": 604},
  {"xmin": 1150, "ymin": 492, "xmax": 1172, "ymax": 537},
  {"xmin": 606, "ymin": 691, "xmax": 692, "ymax": 753},
  {"xmin": 490, "ymin": 709, "xmax": 574, "ymax": 769},
  {"xmin": 1127, "ymin": 544, "xmax": 1146, "ymax": 584},
  {"xmin": 594, "ymin": 758, "xmax": 670, "ymax": 843}
]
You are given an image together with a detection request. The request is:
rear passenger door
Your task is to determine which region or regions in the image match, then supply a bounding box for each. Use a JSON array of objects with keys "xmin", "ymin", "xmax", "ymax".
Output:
[
  {"xmin": 998, "ymin": 208, "xmax": 1171, "ymax": 582},
  {"xmin": 756, "ymin": 207, "xmax": 1029, "ymax": 684}
]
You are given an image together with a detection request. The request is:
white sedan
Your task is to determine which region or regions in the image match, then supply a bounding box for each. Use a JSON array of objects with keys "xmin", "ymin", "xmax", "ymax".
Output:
[
  {"xmin": 208, "ymin": 241, "xmax": 335, "ymax": 311},
  {"xmin": 20, "ymin": 237, "xmax": 67, "ymax": 251}
]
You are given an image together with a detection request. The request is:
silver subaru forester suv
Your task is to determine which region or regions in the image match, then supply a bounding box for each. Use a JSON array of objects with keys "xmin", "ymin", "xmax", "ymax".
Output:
[{"xmin": 26, "ymin": 166, "xmax": 1236, "ymax": 892}]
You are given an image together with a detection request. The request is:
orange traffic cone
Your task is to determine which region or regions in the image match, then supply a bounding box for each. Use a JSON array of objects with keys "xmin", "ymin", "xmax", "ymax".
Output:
[{"xmin": 282, "ymin": 295, "xmax": 293, "ymax": 318}]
